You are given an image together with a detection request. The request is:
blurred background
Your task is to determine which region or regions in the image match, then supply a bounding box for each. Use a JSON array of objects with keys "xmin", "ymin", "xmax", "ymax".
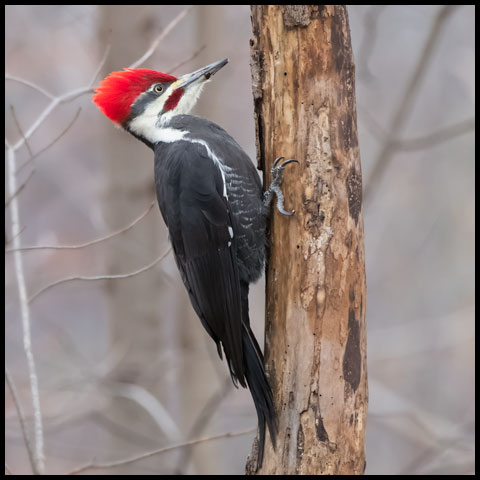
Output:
[{"xmin": 5, "ymin": 5, "xmax": 474, "ymax": 475}]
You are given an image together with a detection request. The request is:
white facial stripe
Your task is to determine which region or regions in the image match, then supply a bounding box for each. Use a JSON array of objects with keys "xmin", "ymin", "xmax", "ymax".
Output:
[
  {"xmin": 160, "ymin": 82, "xmax": 206, "ymax": 125},
  {"xmin": 128, "ymin": 89, "xmax": 172, "ymax": 143},
  {"xmin": 128, "ymin": 79, "xmax": 208, "ymax": 143}
]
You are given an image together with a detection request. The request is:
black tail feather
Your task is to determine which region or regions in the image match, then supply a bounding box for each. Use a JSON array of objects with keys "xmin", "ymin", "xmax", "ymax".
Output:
[{"xmin": 242, "ymin": 324, "xmax": 277, "ymax": 466}]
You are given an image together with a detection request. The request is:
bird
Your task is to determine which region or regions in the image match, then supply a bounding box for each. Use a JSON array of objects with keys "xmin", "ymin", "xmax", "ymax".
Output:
[{"xmin": 93, "ymin": 58, "xmax": 296, "ymax": 464}]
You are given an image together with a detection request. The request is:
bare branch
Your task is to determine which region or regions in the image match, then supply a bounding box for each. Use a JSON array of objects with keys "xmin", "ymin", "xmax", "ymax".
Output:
[
  {"xmin": 175, "ymin": 375, "xmax": 233, "ymax": 474},
  {"xmin": 11, "ymin": 98, "xmax": 58, "ymax": 151},
  {"xmin": 5, "ymin": 369, "xmax": 36, "ymax": 475},
  {"xmin": 59, "ymin": 86, "xmax": 97, "ymax": 103},
  {"xmin": 8, "ymin": 8, "xmax": 194, "ymax": 153},
  {"xmin": 10, "ymin": 105, "xmax": 33, "ymax": 157},
  {"xmin": 5, "ymin": 170, "xmax": 35, "ymax": 208},
  {"xmin": 5, "ymin": 13, "xmax": 200, "ymax": 475},
  {"xmin": 89, "ymin": 43, "xmax": 112, "ymax": 87},
  {"xmin": 358, "ymin": 104, "xmax": 388, "ymax": 142},
  {"xmin": 9, "ymin": 89, "xmax": 87, "ymax": 153},
  {"xmin": 68, "ymin": 427, "xmax": 256, "ymax": 475},
  {"xmin": 105, "ymin": 381, "xmax": 181, "ymax": 440},
  {"xmin": 5, "ymin": 74, "xmax": 55, "ymax": 100},
  {"xmin": 28, "ymin": 247, "xmax": 171, "ymax": 305},
  {"xmin": 364, "ymin": 5, "xmax": 461, "ymax": 203},
  {"xmin": 28, "ymin": 107, "xmax": 82, "ymax": 163},
  {"xmin": 357, "ymin": 5, "xmax": 387, "ymax": 82},
  {"xmin": 6, "ymin": 146, "xmax": 45, "ymax": 474},
  {"xmin": 129, "ymin": 6, "xmax": 196, "ymax": 68},
  {"xmin": 8, "ymin": 43, "xmax": 109, "ymax": 153},
  {"xmin": 167, "ymin": 45, "xmax": 207, "ymax": 74},
  {"xmin": 6, "ymin": 200, "xmax": 155, "ymax": 253},
  {"xmin": 5, "ymin": 226, "xmax": 27, "ymax": 247},
  {"xmin": 16, "ymin": 108, "xmax": 82, "ymax": 175},
  {"xmin": 360, "ymin": 106, "xmax": 474, "ymax": 153},
  {"xmin": 391, "ymin": 118, "xmax": 475, "ymax": 152}
]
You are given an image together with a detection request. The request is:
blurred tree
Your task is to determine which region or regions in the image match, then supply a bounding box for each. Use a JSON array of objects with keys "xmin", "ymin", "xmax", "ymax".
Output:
[
  {"xmin": 97, "ymin": 6, "xmax": 226, "ymax": 474},
  {"xmin": 98, "ymin": 4, "xmax": 177, "ymax": 464},
  {"xmin": 248, "ymin": 5, "xmax": 367, "ymax": 474}
]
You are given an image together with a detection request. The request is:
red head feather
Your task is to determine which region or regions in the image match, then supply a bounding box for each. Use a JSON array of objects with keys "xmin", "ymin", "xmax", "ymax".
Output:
[{"xmin": 93, "ymin": 69, "xmax": 177, "ymax": 124}]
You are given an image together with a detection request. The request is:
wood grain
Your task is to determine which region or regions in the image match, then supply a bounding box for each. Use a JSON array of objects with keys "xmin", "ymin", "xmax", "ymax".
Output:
[{"xmin": 248, "ymin": 5, "xmax": 367, "ymax": 474}]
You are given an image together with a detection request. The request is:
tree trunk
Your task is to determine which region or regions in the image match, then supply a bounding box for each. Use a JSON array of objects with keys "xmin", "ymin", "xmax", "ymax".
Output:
[{"xmin": 247, "ymin": 5, "xmax": 367, "ymax": 475}]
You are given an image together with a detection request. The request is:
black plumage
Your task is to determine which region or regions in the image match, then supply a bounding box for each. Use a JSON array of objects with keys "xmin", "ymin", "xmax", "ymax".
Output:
[
  {"xmin": 154, "ymin": 115, "xmax": 276, "ymax": 463},
  {"xmin": 93, "ymin": 59, "xmax": 282, "ymax": 467}
]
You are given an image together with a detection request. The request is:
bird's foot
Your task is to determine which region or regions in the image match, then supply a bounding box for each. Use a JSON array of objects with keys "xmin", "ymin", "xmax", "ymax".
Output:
[{"xmin": 263, "ymin": 156, "xmax": 299, "ymax": 216}]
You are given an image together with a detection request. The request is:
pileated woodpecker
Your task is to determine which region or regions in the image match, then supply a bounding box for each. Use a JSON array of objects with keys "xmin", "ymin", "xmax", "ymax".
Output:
[{"xmin": 93, "ymin": 58, "xmax": 296, "ymax": 463}]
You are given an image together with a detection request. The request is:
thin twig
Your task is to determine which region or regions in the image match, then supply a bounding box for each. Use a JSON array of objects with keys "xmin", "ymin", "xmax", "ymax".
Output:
[
  {"xmin": 5, "ymin": 226, "xmax": 27, "ymax": 247},
  {"xmin": 364, "ymin": 5, "xmax": 460, "ymax": 203},
  {"xmin": 167, "ymin": 45, "xmax": 206, "ymax": 74},
  {"xmin": 358, "ymin": 104, "xmax": 387, "ymax": 139},
  {"xmin": 105, "ymin": 381, "xmax": 181, "ymax": 440},
  {"xmin": 360, "ymin": 106, "xmax": 474, "ymax": 153},
  {"xmin": 175, "ymin": 375, "xmax": 233, "ymax": 474},
  {"xmin": 129, "ymin": 6, "xmax": 196, "ymax": 68},
  {"xmin": 6, "ymin": 147, "xmax": 45, "ymax": 474},
  {"xmin": 9, "ymin": 52, "xmax": 106, "ymax": 153},
  {"xmin": 10, "ymin": 97, "xmax": 59, "ymax": 151},
  {"xmin": 357, "ymin": 5, "xmax": 387, "ymax": 82},
  {"xmin": 5, "ymin": 369, "xmax": 36, "ymax": 474},
  {"xmin": 6, "ymin": 200, "xmax": 155, "ymax": 253},
  {"xmin": 5, "ymin": 74, "xmax": 55, "ymax": 100},
  {"xmin": 5, "ymin": 170, "xmax": 35, "ymax": 208},
  {"xmin": 10, "ymin": 105, "xmax": 33, "ymax": 157},
  {"xmin": 8, "ymin": 8, "xmax": 194, "ymax": 153},
  {"xmin": 391, "ymin": 118, "xmax": 475, "ymax": 152},
  {"xmin": 28, "ymin": 247, "xmax": 171, "ymax": 305},
  {"xmin": 68, "ymin": 427, "xmax": 256, "ymax": 475},
  {"xmin": 15, "ymin": 107, "xmax": 82, "ymax": 174},
  {"xmin": 89, "ymin": 410, "xmax": 158, "ymax": 449},
  {"xmin": 8, "ymin": 88, "xmax": 89, "ymax": 152},
  {"xmin": 5, "ymin": 14, "xmax": 197, "ymax": 474},
  {"xmin": 89, "ymin": 43, "xmax": 112, "ymax": 86}
]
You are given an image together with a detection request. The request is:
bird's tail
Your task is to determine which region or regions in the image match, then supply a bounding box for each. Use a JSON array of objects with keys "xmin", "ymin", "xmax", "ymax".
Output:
[{"xmin": 242, "ymin": 323, "xmax": 277, "ymax": 466}]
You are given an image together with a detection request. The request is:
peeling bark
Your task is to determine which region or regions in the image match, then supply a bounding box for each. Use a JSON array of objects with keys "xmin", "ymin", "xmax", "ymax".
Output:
[{"xmin": 248, "ymin": 5, "xmax": 367, "ymax": 475}]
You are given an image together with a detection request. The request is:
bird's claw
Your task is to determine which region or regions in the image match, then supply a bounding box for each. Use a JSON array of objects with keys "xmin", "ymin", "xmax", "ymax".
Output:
[
  {"xmin": 264, "ymin": 157, "xmax": 298, "ymax": 216},
  {"xmin": 273, "ymin": 156, "xmax": 299, "ymax": 169},
  {"xmin": 277, "ymin": 204, "xmax": 295, "ymax": 216},
  {"xmin": 271, "ymin": 158, "xmax": 299, "ymax": 185}
]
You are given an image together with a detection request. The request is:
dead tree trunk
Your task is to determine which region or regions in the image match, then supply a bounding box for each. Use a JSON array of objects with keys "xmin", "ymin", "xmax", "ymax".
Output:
[{"xmin": 248, "ymin": 5, "xmax": 367, "ymax": 475}]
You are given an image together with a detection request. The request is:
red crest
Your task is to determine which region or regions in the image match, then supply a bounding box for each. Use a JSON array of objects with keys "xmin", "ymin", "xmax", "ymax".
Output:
[{"xmin": 93, "ymin": 69, "xmax": 177, "ymax": 124}]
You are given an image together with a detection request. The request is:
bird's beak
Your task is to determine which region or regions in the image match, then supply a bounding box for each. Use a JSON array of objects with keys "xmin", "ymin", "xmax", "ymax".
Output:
[{"xmin": 173, "ymin": 58, "xmax": 229, "ymax": 89}]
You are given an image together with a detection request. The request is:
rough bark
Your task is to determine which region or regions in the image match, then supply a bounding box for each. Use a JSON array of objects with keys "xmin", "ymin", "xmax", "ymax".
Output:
[{"xmin": 247, "ymin": 5, "xmax": 367, "ymax": 475}]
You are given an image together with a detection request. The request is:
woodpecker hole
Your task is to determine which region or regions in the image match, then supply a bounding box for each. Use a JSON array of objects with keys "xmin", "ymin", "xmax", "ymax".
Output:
[{"xmin": 284, "ymin": 71, "xmax": 287, "ymax": 76}]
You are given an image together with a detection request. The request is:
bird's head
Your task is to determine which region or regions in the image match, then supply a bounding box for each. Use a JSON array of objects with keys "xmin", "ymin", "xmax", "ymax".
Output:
[{"xmin": 93, "ymin": 58, "xmax": 228, "ymax": 144}]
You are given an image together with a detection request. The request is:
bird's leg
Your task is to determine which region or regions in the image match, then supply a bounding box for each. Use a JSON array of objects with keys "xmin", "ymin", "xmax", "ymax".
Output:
[{"xmin": 263, "ymin": 156, "xmax": 299, "ymax": 216}]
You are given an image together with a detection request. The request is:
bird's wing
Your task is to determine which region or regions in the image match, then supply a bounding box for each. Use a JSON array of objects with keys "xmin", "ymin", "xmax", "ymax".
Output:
[{"xmin": 155, "ymin": 141, "xmax": 245, "ymax": 386}]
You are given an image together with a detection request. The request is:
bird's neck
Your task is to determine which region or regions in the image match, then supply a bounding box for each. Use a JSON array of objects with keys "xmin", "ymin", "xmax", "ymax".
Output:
[{"xmin": 125, "ymin": 116, "xmax": 188, "ymax": 149}]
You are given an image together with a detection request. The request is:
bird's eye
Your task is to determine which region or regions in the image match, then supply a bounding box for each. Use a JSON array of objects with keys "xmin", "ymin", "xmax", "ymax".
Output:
[{"xmin": 153, "ymin": 84, "xmax": 163, "ymax": 93}]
